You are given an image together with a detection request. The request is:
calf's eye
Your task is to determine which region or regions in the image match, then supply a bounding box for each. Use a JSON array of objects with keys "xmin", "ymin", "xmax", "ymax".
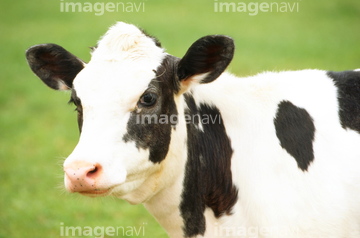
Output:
[{"xmin": 139, "ymin": 93, "xmax": 157, "ymax": 107}]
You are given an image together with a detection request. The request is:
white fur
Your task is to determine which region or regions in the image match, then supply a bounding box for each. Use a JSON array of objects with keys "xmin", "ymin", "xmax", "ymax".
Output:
[
  {"xmin": 193, "ymin": 70, "xmax": 360, "ymax": 237},
  {"xmin": 64, "ymin": 22, "xmax": 170, "ymax": 202},
  {"xmin": 63, "ymin": 22, "xmax": 360, "ymax": 237}
]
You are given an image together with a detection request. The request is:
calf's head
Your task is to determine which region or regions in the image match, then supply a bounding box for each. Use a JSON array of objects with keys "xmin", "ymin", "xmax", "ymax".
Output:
[{"xmin": 26, "ymin": 22, "xmax": 234, "ymax": 202}]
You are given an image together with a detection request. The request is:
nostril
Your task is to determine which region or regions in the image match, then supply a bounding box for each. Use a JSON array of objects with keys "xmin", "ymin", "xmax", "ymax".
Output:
[
  {"xmin": 88, "ymin": 167, "xmax": 98, "ymax": 174},
  {"xmin": 64, "ymin": 162, "xmax": 104, "ymax": 193},
  {"xmin": 86, "ymin": 164, "xmax": 102, "ymax": 179}
]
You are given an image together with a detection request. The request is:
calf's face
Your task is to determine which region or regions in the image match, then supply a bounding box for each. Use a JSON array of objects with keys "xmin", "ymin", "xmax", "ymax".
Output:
[{"xmin": 26, "ymin": 22, "xmax": 234, "ymax": 201}]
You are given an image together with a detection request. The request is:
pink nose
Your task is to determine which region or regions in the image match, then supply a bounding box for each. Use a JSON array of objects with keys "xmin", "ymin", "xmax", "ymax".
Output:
[{"xmin": 64, "ymin": 161, "xmax": 102, "ymax": 193}]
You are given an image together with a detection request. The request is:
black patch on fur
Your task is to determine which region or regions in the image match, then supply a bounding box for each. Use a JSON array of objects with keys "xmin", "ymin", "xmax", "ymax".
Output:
[
  {"xmin": 177, "ymin": 35, "xmax": 234, "ymax": 84},
  {"xmin": 274, "ymin": 101, "xmax": 315, "ymax": 171},
  {"xmin": 68, "ymin": 89, "xmax": 83, "ymax": 133},
  {"xmin": 123, "ymin": 55, "xmax": 179, "ymax": 163},
  {"xmin": 26, "ymin": 44, "xmax": 84, "ymax": 90},
  {"xmin": 180, "ymin": 94, "xmax": 238, "ymax": 237},
  {"xmin": 327, "ymin": 70, "xmax": 360, "ymax": 133}
]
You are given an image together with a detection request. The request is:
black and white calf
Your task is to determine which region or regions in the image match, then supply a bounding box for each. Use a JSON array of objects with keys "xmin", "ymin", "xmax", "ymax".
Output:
[{"xmin": 26, "ymin": 22, "xmax": 360, "ymax": 237}]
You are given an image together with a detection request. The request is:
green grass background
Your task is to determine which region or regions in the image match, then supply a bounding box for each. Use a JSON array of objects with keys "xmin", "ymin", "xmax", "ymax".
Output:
[{"xmin": 0, "ymin": 0, "xmax": 359, "ymax": 237}]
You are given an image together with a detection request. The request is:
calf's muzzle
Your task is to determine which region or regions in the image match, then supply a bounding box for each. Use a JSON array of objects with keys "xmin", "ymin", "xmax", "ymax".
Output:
[{"xmin": 64, "ymin": 161, "xmax": 103, "ymax": 193}]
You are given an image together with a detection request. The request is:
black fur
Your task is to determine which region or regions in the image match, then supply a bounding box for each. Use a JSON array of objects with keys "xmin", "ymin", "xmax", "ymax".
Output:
[
  {"xmin": 177, "ymin": 35, "xmax": 234, "ymax": 85},
  {"xmin": 26, "ymin": 44, "xmax": 84, "ymax": 90},
  {"xmin": 68, "ymin": 89, "xmax": 83, "ymax": 133},
  {"xmin": 121, "ymin": 35, "xmax": 236, "ymax": 236},
  {"xmin": 274, "ymin": 100, "xmax": 315, "ymax": 171},
  {"xmin": 27, "ymin": 34, "xmax": 237, "ymax": 237},
  {"xmin": 123, "ymin": 55, "xmax": 179, "ymax": 163},
  {"xmin": 180, "ymin": 94, "xmax": 238, "ymax": 237},
  {"xmin": 122, "ymin": 34, "xmax": 234, "ymax": 164},
  {"xmin": 327, "ymin": 70, "xmax": 360, "ymax": 133}
]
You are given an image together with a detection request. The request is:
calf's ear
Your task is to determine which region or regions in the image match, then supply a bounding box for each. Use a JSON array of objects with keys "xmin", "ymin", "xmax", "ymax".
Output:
[
  {"xmin": 26, "ymin": 44, "xmax": 85, "ymax": 90},
  {"xmin": 177, "ymin": 35, "xmax": 234, "ymax": 92}
]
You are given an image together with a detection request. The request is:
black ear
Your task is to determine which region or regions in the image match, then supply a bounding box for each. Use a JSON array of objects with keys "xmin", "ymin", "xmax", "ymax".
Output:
[
  {"xmin": 177, "ymin": 35, "xmax": 234, "ymax": 87},
  {"xmin": 26, "ymin": 44, "xmax": 85, "ymax": 90}
]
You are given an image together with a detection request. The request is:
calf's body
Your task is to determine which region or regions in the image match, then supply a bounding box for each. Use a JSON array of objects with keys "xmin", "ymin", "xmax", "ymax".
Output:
[{"xmin": 26, "ymin": 22, "xmax": 360, "ymax": 237}]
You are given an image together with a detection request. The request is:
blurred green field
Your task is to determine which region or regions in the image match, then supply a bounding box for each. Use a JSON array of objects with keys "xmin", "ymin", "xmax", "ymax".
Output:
[{"xmin": 0, "ymin": 0, "xmax": 359, "ymax": 237}]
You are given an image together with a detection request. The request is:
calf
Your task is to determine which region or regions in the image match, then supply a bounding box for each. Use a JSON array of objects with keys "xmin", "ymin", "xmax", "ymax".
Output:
[{"xmin": 26, "ymin": 22, "xmax": 360, "ymax": 238}]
